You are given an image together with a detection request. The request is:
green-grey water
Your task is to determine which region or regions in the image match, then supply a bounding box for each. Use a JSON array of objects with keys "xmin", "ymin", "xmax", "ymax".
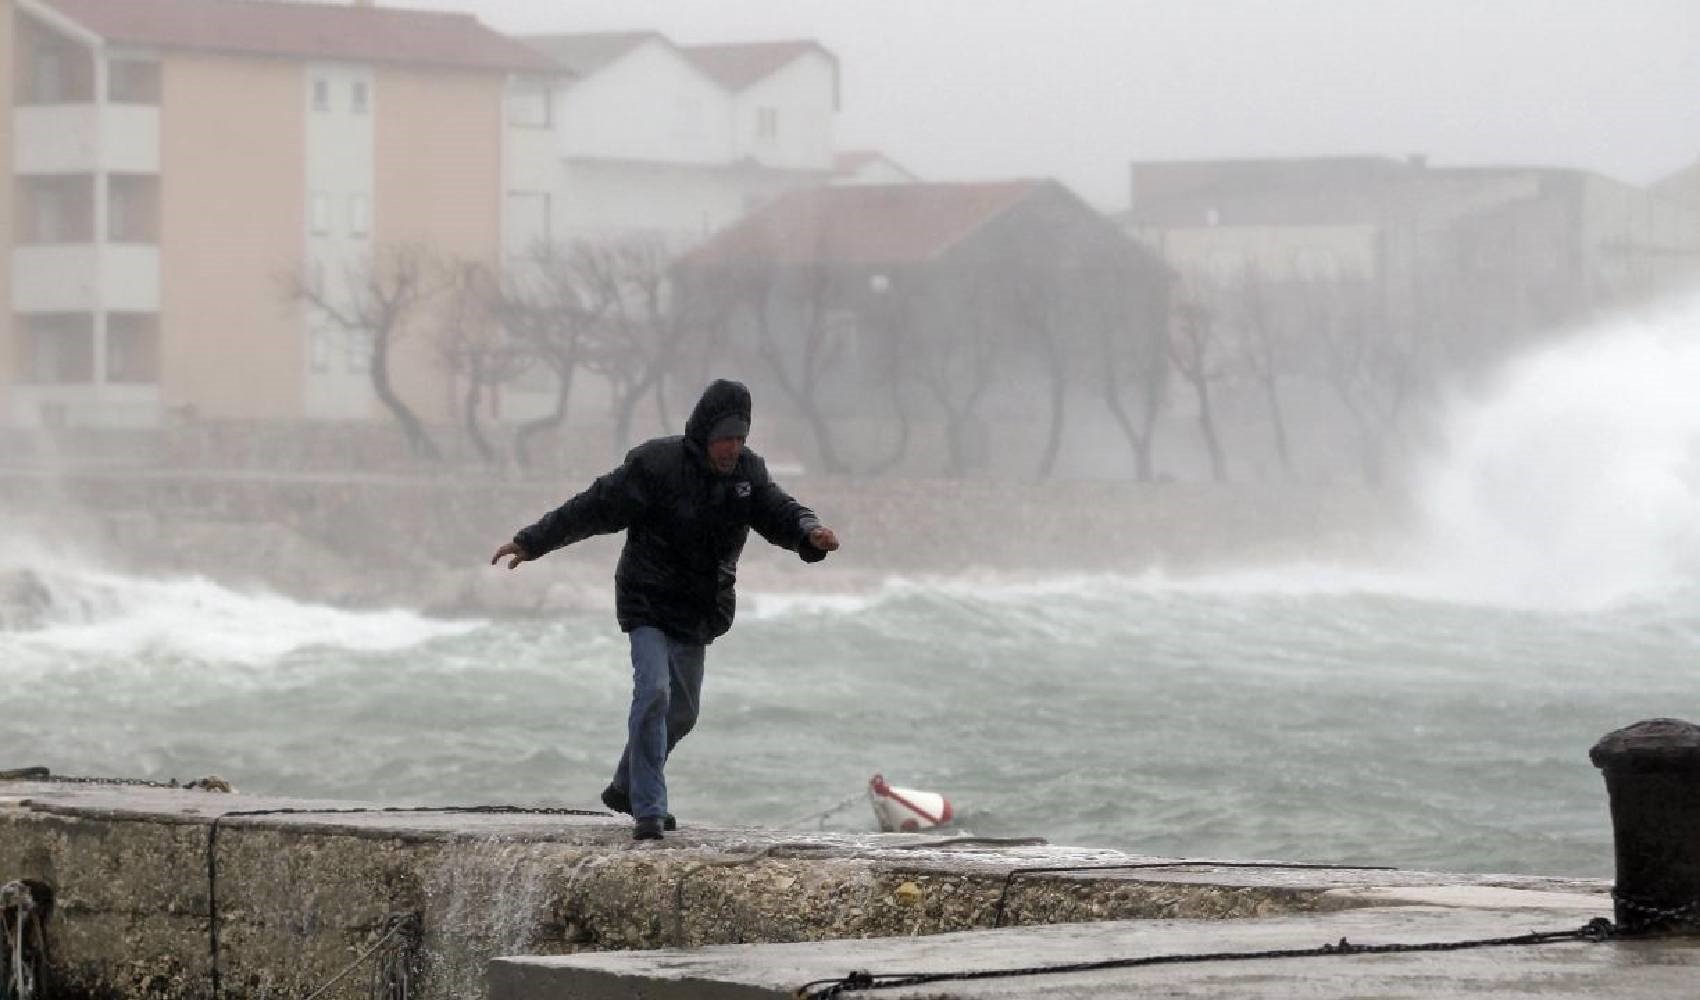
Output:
[
  {"xmin": 11, "ymin": 310, "xmax": 1700, "ymax": 879},
  {"xmin": 4, "ymin": 567, "xmax": 1692, "ymax": 879}
]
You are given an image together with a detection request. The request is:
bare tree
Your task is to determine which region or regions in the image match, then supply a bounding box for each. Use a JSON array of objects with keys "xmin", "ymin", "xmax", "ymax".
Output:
[
  {"xmin": 1169, "ymin": 289, "xmax": 1229, "ymax": 483},
  {"xmin": 1306, "ymin": 273, "xmax": 1420, "ymax": 487},
  {"xmin": 722, "ymin": 260, "xmax": 855, "ymax": 475},
  {"xmin": 573, "ymin": 234, "xmax": 698, "ymax": 453},
  {"xmin": 907, "ymin": 270, "xmax": 1004, "ymax": 477},
  {"xmin": 486, "ymin": 241, "xmax": 607, "ymax": 469},
  {"xmin": 288, "ymin": 242, "xmax": 442, "ymax": 460},
  {"xmin": 1004, "ymin": 265, "xmax": 1072, "ymax": 481},
  {"xmin": 433, "ymin": 259, "xmax": 529, "ymax": 467},
  {"xmin": 1093, "ymin": 269, "xmax": 1170, "ymax": 482},
  {"xmin": 1224, "ymin": 264, "xmax": 1295, "ymax": 476}
]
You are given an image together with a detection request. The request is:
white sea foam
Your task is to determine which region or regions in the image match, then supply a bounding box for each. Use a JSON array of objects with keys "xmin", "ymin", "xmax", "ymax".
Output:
[
  {"xmin": 1406, "ymin": 298, "xmax": 1700, "ymax": 611},
  {"xmin": 1, "ymin": 556, "xmax": 481, "ymax": 665}
]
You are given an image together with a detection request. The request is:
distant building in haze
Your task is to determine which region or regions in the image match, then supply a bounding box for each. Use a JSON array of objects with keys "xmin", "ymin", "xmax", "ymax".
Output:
[
  {"xmin": 1123, "ymin": 155, "xmax": 1700, "ymax": 370},
  {"xmin": 520, "ymin": 31, "xmax": 842, "ymax": 251},
  {"xmin": 2, "ymin": 0, "xmax": 556, "ymax": 429}
]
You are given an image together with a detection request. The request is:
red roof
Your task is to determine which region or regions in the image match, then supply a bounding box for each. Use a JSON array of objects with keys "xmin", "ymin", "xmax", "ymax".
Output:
[
  {"xmin": 42, "ymin": 0, "xmax": 556, "ymax": 74},
  {"xmin": 680, "ymin": 40, "xmax": 833, "ymax": 91},
  {"xmin": 684, "ymin": 181, "xmax": 1044, "ymax": 267}
]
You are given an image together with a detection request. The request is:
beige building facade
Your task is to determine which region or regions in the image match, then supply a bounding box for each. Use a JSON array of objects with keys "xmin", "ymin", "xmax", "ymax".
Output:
[
  {"xmin": 1, "ymin": 0, "xmax": 14, "ymax": 421},
  {"xmin": 5, "ymin": 0, "xmax": 555, "ymax": 429}
]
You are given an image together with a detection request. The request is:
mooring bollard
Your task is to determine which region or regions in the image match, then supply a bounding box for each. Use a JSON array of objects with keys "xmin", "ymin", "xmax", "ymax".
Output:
[{"xmin": 1590, "ymin": 717, "xmax": 1700, "ymax": 934}]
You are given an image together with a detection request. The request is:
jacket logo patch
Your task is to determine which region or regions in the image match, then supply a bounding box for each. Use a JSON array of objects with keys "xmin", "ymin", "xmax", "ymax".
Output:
[{"xmin": 735, "ymin": 481, "xmax": 752, "ymax": 498}]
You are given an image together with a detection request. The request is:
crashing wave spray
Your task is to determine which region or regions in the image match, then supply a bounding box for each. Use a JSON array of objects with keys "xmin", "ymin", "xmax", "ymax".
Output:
[
  {"xmin": 0, "ymin": 532, "xmax": 480, "ymax": 664},
  {"xmin": 1410, "ymin": 299, "xmax": 1700, "ymax": 609}
]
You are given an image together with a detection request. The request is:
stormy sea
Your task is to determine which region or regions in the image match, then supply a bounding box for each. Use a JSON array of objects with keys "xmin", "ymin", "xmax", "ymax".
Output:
[{"xmin": 6, "ymin": 303, "xmax": 1700, "ymax": 881}]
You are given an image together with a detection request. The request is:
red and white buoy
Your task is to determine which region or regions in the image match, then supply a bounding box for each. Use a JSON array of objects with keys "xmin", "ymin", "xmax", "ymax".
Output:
[{"xmin": 867, "ymin": 773, "xmax": 954, "ymax": 832}]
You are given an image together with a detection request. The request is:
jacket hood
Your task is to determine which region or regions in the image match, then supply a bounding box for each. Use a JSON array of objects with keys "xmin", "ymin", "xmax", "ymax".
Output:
[{"xmin": 685, "ymin": 379, "xmax": 753, "ymax": 447}]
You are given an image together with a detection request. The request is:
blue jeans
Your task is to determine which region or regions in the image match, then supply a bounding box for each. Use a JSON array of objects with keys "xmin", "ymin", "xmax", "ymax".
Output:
[{"xmin": 611, "ymin": 626, "xmax": 705, "ymax": 819}]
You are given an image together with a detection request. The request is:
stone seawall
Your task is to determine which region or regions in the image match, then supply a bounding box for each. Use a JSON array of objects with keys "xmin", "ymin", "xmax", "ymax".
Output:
[{"xmin": 0, "ymin": 782, "xmax": 1602, "ymax": 1000}]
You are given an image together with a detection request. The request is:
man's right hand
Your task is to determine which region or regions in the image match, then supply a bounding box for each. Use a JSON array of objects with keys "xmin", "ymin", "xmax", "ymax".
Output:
[{"xmin": 490, "ymin": 541, "xmax": 532, "ymax": 569}]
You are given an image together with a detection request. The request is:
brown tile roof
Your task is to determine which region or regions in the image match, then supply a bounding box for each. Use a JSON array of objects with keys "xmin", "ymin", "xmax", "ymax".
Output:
[
  {"xmin": 679, "ymin": 40, "xmax": 834, "ymax": 91},
  {"xmin": 683, "ymin": 180, "xmax": 1044, "ymax": 267},
  {"xmin": 43, "ymin": 0, "xmax": 556, "ymax": 73}
]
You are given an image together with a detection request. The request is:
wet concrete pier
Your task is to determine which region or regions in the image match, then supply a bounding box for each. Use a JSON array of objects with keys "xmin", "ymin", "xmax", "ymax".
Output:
[
  {"xmin": 0, "ymin": 779, "xmax": 1633, "ymax": 999},
  {"xmin": 493, "ymin": 893, "xmax": 1695, "ymax": 998}
]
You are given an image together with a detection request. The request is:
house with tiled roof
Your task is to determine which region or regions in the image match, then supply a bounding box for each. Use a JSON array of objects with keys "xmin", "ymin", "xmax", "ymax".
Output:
[
  {"xmin": 522, "ymin": 30, "xmax": 839, "ymax": 248},
  {"xmin": 674, "ymin": 180, "xmax": 1169, "ymax": 478},
  {"xmin": 3, "ymin": 0, "xmax": 559, "ymax": 429}
]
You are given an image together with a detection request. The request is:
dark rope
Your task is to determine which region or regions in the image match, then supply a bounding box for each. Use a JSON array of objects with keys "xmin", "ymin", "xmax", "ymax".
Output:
[{"xmin": 794, "ymin": 917, "xmax": 1617, "ymax": 998}]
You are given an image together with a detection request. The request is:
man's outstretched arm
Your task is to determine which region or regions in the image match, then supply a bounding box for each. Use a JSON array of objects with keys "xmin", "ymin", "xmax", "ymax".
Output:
[
  {"xmin": 750, "ymin": 475, "xmax": 839, "ymax": 562},
  {"xmin": 490, "ymin": 457, "xmax": 648, "ymax": 569}
]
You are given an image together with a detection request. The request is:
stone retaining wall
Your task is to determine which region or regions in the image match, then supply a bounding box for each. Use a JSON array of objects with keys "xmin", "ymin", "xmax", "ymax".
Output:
[{"xmin": 3, "ymin": 784, "xmax": 1560, "ymax": 1000}]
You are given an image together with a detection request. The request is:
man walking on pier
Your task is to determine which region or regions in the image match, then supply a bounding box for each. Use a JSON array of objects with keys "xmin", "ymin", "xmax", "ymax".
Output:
[{"xmin": 491, "ymin": 379, "xmax": 839, "ymax": 840}]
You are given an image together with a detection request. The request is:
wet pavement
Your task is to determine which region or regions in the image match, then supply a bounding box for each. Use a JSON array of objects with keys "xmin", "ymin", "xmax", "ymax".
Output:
[{"xmin": 491, "ymin": 898, "xmax": 1696, "ymax": 999}]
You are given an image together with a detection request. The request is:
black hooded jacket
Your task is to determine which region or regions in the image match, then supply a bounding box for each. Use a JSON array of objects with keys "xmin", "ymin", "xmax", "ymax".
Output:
[{"xmin": 513, "ymin": 380, "xmax": 825, "ymax": 644}]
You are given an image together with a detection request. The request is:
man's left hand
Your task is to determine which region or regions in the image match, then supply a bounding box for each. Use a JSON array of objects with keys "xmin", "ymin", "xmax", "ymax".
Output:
[{"xmin": 809, "ymin": 526, "xmax": 840, "ymax": 552}]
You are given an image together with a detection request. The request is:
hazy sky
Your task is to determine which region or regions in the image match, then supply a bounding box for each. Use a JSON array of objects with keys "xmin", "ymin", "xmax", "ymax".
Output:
[{"xmin": 416, "ymin": 0, "xmax": 1700, "ymax": 210}]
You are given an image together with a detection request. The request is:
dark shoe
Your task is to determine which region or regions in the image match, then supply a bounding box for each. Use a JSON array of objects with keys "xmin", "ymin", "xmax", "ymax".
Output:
[
  {"xmin": 602, "ymin": 785, "xmax": 676, "ymax": 830},
  {"xmin": 632, "ymin": 816, "xmax": 665, "ymax": 841},
  {"xmin": 600, "ymin": 784, "xmax": 631, "ymax": 814}
]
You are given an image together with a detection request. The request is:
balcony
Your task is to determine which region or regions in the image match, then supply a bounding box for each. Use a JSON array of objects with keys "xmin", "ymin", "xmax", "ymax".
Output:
[
  {"xmin": 9, "ymin": 383, "xmax": 162, "ymax": 429},
  {"xmin": 14, "ymin": 104, "xmax": 159, "ymax": 175},
  {"xmin": 12, "ymin": 244, "xmax": 159, "ymax": 312}
]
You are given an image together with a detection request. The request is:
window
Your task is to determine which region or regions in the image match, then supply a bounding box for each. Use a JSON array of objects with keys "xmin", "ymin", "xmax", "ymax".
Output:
[
  {"xmin": 32, "ymin": 48, "xmax": 65, "ymax": 103},
  {"xmin": 349, "ymin": 194, "xmax": 370, "ymax": 237},
  {"xmin": 756, "ymin": 107, "xmax": 779, "ymax": 142},
  {"xmin": 20, "ymin": 313, "xmax": 95, "ymax": 384},
  {"xmin": 107, "ymin": 59, "xmax": 161, "ymax": 104},
  {"xmin": 108, "ymin": 175, "xmax": 159, "ymax": 243},
  {"xmin": 312, "ymin": 78, "xmax": 330, "ymax": 111},
  {"xmin": 31, "ymin": 187, "xmax": 68, "ymax": 243},
  {"xmin": 23, "ymin": 176, "xmax": 94, "ymax": 244},
  {"xmin": 25, "ymin": 39, "xmax": 92, "ymax": 103},
  {"xmin": 350, "ymin": 81, "xmax": 369, "ymax": 114},
  {"xmin": 310, "ymin": 192, "xmax": 333, "ymax": 235},
  {"xmin": 106, "ymin": 313, "xmax": 160, "ymax": 383}
]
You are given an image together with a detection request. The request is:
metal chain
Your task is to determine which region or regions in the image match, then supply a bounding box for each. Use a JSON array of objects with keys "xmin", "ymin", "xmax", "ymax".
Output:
[
  {"xmin": 2, "ymin": 769, "xmax": 185, "ymax": 789},
  {"xmin": 793, "ymin": 918, "xmax": 1617, "ymax": 998},
  {"xmin": 1612, "ymin": 891, "xmax": 1700, "ymax": 929}
]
